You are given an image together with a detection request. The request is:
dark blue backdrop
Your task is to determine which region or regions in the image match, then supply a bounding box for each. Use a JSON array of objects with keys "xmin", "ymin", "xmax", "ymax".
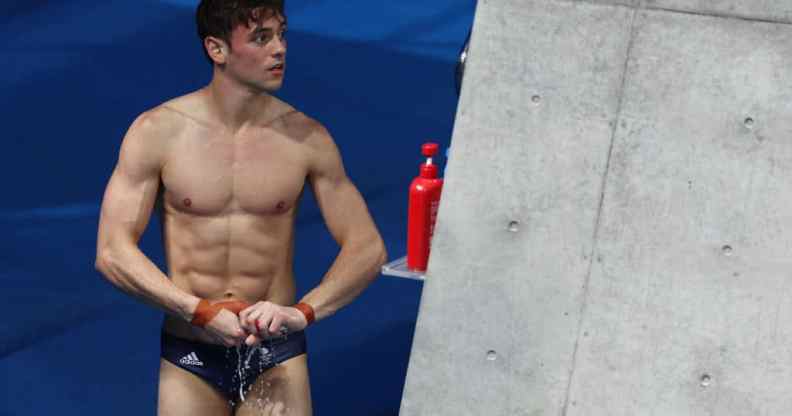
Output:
[{"xmin": 0, "ymin": 1, "xmax": 474, "ymax": 414}]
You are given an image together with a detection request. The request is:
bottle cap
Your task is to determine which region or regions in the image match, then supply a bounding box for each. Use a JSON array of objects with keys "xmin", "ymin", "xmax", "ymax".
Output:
[{"xmin": 422, "ymin": 143, "xmax": 439, "ymax": 157}]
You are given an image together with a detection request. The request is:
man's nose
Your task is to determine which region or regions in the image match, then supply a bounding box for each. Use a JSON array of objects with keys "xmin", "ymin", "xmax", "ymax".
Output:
[{"xmin": 272, "ymin": 36, "xmax": 286, "ymax": 57}]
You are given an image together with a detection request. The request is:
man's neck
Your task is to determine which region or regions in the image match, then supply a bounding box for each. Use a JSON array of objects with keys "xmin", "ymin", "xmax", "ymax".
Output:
[{"xmin": 205, "ymin": 71, "xmax": 273, "ymax": 134}]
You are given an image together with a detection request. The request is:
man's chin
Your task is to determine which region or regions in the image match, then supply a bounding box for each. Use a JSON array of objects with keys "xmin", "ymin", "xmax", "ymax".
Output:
[{"xmin": 260, "ymin": 81, "xmax": 283, "ymax": 94}]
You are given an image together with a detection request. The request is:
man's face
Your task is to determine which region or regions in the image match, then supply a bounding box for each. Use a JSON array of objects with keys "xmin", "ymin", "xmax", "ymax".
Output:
[{"xmin": 224, "ymin": 13, "xmax": 287, "ymax": 93}]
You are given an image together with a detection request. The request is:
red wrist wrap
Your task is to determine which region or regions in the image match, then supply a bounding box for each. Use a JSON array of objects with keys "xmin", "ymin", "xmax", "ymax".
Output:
[
  {"xmin": 293, "ymin": 302, "xmax": 315, "ymax": 326},
  {"xmin": 191, "ymin": 299, "xmax": 219, "ymax": 327},
  {"xmin": 190, "ymin": 299, "xmax": 251, "ymax": 327}
]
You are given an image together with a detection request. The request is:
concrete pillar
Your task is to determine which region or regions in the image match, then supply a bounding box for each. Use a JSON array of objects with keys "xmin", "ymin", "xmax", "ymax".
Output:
[{"xmin": 400, "ymin": 1, "xmax": 792, "ymax": 415}]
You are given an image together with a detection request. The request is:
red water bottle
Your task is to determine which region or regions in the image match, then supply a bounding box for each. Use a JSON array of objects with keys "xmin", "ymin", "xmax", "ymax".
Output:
[{"xmin": 407, "ymin": 142, "xmax": 444, "ymax": 272}]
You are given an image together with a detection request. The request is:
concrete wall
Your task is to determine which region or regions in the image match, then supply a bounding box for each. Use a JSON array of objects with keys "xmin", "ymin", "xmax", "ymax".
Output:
[{"xmin": 400, "ymin": 1, "xmax": 792, "ymax": 415}]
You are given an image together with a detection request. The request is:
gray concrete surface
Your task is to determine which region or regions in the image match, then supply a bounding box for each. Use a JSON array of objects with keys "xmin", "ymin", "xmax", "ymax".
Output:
[
  {"xmin": 644, "ymin": 0, "xmax": 792, "ymax": 24},
  {"xmin": 400, "ymin": 0, "xmax": 792, "ymax": 415}
]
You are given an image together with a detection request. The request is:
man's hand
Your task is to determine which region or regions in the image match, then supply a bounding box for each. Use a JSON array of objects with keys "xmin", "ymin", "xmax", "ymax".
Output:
[
  {"xmin": 203, "ymin": 308, "xmax": 249, "ymax": 347},
  {"xmin": 239, "ymin": 301, "xmax": 308, "ymax": 346}
]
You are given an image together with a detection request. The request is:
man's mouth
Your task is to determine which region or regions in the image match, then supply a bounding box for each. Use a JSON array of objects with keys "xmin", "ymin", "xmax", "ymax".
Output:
[{"xmin": 269, "ymin": 63, "xmax": 284, "ymax": 70}]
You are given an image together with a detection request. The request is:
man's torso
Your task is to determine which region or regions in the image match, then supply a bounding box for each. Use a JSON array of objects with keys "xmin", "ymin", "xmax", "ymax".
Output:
[{"xmin": 149, "ymin": 91, "xmax": 317, "ymax": 342}]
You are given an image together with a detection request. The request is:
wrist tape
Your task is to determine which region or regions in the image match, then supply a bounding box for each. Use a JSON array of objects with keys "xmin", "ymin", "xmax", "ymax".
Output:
[
  {"xmin": 293, "ymin": 302, "xmax": 315, "ymax": 326},
  {"xmin": 190, "ymin": 299, "xmax": 250, "ymax": 327}
]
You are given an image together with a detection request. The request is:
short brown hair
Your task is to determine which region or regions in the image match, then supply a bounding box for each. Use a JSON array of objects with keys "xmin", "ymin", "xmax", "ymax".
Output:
[{"xmin": 196, "ymin": 0, "xmax": 286, "ymax": 63}]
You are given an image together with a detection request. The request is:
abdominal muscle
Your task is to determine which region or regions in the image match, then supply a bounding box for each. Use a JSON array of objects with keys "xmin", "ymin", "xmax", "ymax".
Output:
[{"xmin": 159, "ymin": 204, "xmax": 298, "ymax": 344}]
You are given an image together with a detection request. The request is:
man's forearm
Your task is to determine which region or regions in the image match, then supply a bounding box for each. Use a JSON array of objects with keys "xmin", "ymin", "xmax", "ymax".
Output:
[
  {"xmin": 299, "ymin": 236, "xmax": 387, "ymax": 322},
  {"xmin": 95, "ymin": 244, "xmax": 199, "ymax": 321}
]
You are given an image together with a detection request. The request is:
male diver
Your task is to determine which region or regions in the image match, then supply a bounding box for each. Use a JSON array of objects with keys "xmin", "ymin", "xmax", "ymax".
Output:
[{"xmin": 95, "ymin": 1, "xmax": 387, "ymax": 414}]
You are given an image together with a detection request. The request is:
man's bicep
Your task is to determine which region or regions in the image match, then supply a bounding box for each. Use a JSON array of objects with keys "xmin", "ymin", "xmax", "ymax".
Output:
[
  {"xmin": 308, "ymin": 130, "xmax": 378, "ymax": 245},
  {"xmin": 312, "ymin": 175, "xmax": 378, "ymax": 245},
  {"xmin": 97, "ymin": 115, "xmax": 164, "ymax": 247},
  {"xmin": 98, "ymin": 167, "xmax": 160, "ymax": 246}
]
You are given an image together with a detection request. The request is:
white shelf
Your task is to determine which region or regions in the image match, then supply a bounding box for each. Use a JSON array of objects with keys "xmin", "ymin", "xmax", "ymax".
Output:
[{"xmin": 381, "ymin": 256, "xmax": 426, "ymax": 281}]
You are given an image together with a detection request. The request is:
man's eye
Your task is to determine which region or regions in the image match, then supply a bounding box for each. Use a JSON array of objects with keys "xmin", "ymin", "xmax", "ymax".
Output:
[{"xmin": 255, "ymin": 34, "xmax": 272, "ymax": 43}]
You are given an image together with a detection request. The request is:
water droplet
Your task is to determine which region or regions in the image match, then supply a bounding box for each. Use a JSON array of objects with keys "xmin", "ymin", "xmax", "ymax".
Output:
[
  {"xmin": 722, "ymin": 245, "xmax": 733, "ymax": 256},
  {"xmin": 744, "ymin": 117, "xmax": 755, "ymax": 129},
  {"xmin": 700, "ymin": 374, "xmax": 712, "ymax": 387},
  {"xmin": 508, "ymin": 221, "xmax": 520, "ymax": 233},
  {"xmin": 486, "ymin": 350, "xmax": 498, "ymax": 361}
]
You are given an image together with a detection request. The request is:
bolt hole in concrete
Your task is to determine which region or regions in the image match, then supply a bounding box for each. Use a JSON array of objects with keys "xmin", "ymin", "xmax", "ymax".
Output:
[
  {"xmin": 722, "ymin": 245, "xmax": 733, "ymax": 256},
  {"xmin": 508, "ymin": 221, "xmax": 520, "ymax": 233},
  {"xmin": 700, "ymin": 374, "xmax": 712, "ymax": 387},
  {"xmin": 531, "ymin": 95, "xmax": 541, "ymax": 104},
  {"xmin": 744, "ymin": 117, "xmax": 755, "ymax": 129},
  {"xmin": 486, "ymin": 350, "xmax": 498, "ymax": 361}
]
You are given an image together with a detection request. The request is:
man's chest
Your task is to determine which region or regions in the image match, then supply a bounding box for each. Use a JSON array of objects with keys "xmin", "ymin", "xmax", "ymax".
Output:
[{"xmin": 160, "ymin": 131, "xmax": 310, "ymax": 216}]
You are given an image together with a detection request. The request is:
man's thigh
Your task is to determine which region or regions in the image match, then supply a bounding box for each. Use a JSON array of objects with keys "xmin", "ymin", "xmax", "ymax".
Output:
[
  {"xmin": 158, "ymin": 359, "xmax": 233, "ymax": 416},
  {"xmin": 235, "ymin": 354, "xmax": 312, "ymax": 416}
]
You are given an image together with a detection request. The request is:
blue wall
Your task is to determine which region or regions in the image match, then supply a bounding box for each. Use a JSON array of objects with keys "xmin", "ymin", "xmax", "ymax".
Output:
[{"xmin": 0, "ymin": 1, "xmax": 474, "ymax": 414}]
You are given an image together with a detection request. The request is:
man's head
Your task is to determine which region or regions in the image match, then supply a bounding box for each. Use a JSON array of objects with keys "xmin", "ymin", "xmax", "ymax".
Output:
[{"xmin": 196, "ymin": 0, "xmax": 287, "ymax": 93}]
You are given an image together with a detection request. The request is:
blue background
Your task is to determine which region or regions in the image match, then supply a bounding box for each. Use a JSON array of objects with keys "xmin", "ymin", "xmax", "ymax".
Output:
[{"xmin": 0, "ymin": 1, "xmax": 474, "ymax": 415}]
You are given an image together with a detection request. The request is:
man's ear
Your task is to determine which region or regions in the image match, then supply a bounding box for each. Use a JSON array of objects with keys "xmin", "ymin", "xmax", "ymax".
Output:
[{"xmin": 204, "ymin": 36, "xmax": 228, "ymax": 65}]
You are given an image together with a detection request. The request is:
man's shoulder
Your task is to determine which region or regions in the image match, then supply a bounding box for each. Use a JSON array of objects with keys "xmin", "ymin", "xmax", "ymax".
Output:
[
  {"xmin": 127, "ymin": 92, "xmax": 207, "ymax": 141},
  {"xmin": 157, "ymin": 91, "xmax": 214, "ymax": 129},
  {"xmin": 270, "ymin": 99, "xmax": 328, "ymax": 143},
  {"xmin": 117, "ymin": 103, "xmax": 189, "ymax": 170}
]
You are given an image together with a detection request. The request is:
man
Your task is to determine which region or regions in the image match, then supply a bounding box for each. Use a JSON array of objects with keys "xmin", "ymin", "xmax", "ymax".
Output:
[{"xmin": 94, "ymin": 1, "xmax": 388, "ymax": 414}]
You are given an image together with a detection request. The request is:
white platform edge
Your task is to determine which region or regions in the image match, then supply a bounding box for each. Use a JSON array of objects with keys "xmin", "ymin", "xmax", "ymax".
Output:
[{"xmin": 381, "ymin": 256, "xmax": 426, "ymax": 281}]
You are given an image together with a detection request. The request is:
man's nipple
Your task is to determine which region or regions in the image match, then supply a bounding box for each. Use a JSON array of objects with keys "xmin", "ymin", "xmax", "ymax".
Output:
[{"xmin": 276, "ymin": 201, "xmax": 286, "ymax": 211}]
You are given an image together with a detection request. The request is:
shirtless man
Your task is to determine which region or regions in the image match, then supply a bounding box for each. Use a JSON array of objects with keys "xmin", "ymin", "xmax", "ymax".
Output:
[{"xmin": 94, "ymin": 1, "xmax": 387, "ymax": 415}]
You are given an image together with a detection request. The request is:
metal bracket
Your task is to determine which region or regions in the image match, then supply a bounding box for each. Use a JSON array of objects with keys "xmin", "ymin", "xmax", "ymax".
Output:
[
  {"xmin": 381, "ymin": 256, "xmax": 426, "ymax": 281},
  {"xmin": 455, "ymin": 30, "xmax": 472, "ymax": 95}
]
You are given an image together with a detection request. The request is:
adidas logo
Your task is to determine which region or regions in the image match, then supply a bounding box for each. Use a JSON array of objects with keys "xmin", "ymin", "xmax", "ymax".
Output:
[{"xmin": 179, "ymin": 352, "xmax": 204, "ymax": 367}]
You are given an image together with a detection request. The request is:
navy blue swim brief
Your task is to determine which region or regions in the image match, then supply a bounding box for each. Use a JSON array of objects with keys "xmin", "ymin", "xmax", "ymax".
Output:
[{"xmin": 160, "ymin": 330, "xmax": 307, "ymax": 403}]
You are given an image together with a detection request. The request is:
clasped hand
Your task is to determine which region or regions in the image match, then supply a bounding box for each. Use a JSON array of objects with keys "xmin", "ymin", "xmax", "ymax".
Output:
[{"xmin": 204, "ymin": 301, "xmax": 308, "ymax": 347}]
